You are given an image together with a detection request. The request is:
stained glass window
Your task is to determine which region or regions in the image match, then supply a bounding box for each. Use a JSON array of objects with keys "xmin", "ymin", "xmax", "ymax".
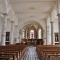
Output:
[
  {"xmin": 22, "ymin": 29, "xmax": 25, "ymax": 38},
  {"xmin": 38, "ymin": 29, "xmax": 41, "ymax": 39},
  {"xmin": 30, "ymin": 30, "xmax": 34, "ymax": 39}
]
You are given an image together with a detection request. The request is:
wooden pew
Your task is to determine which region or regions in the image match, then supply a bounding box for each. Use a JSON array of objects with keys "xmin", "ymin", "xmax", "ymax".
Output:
[
  {"xmin": 0, "ymin": 53, "xmax": 16, "ymax": 60},
  {"xmin": 0, "ymin": 57, "xmax": 9, "ymax": 60},
  {"xmin": 36, "ymin": 45, "xmax": 60, "ymax": 60},
  {"xmin": 0, "ymin": 44, "xmax": 27, "ymax": 60}
]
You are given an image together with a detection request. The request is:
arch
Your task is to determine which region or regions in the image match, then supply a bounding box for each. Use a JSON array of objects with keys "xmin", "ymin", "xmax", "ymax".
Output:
[
  {"xmin": 20, "ymin": 21, "xmax": 44, "ymax": 31},
  {"xmin": 20, "ymin": 21, "xmax": 44, "ymax": 39}
]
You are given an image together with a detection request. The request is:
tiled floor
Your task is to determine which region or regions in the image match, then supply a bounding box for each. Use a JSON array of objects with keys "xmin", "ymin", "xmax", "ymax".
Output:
[{"xmin": 21, "ymin": 46, "xmax": 40, "ymax": 60}]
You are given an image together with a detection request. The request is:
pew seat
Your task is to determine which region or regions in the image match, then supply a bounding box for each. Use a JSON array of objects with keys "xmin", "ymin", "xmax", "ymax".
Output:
[
  {"xmin": 36, "ymin": 45, "xmax": 60, "ymax": 60},
  {"xmin": 0, "ymin": 57, "xmax": 9, "ymax": 60},
  {"xmin": 0, "ymin": 44, "xmax": 27, "ymax": 60}
]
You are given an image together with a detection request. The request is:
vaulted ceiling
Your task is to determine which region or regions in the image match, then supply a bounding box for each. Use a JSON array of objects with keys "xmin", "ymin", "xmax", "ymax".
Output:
[{"xmin": 9, "ymin": 0, "xmax": 57, "ymax": 21}]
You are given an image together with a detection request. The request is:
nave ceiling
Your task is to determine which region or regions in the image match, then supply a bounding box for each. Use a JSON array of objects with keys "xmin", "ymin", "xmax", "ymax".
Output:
[{"xmin": 9, "ymin": 0, "xmax": 57, "ymax": 21}]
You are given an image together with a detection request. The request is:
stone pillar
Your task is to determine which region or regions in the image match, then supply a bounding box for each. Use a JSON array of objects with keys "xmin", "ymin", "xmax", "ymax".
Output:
[
  {"xmin": 15, "ymin": 25, "xmax": 19, "ymax": 43},
  {"xmin": 19, "ymin": 29, "xmax": 22, "ymax": 43},
  {"xmin": 1, "ymin": 13, "xmax": 7, "ymax": 45},
  {"xmin": 46, "ymin": 26, "xmax": 48, "ymax": 45},
  {"xmin": 50, "ymin": 21, "xmax": 53, "ymax": 45},
  {"xmin": 57, "ymin": 14, "xmax": 60, "ymax": 44},
  {"xmin": 26, "ymin": 30, "xmax": 27, "ymax": 39},
  {"xmin": 57, "ymin": 0, "xmax": 60, "ymax": 44},
  {"xmin": 10, "ymin": 21, "xmax": 14, "ymax": 44}
]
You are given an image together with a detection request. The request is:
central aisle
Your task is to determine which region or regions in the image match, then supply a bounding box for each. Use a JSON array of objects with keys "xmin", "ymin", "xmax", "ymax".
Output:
[{"xmin": 21, "ymin": 46, "xmax": 40, "ymax": 60}]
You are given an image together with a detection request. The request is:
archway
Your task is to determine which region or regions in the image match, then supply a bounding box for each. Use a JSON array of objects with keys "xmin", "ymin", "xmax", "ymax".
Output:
[{"xmin": 20, "ymin": 21, "xmax": 44, "ymax": 45}]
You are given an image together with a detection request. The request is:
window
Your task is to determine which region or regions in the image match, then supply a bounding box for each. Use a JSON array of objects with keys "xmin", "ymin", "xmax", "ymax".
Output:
[
  {"xmin": 30, "ymin": 30, "xmax": 34, "ymax": 39},
  {"xmin": 38, "ymin": 29, "xmax": 41, "ymax": 39},
  {"xmin": 22, "ymin": 29, "xmax": 25, "ymax": 38}
]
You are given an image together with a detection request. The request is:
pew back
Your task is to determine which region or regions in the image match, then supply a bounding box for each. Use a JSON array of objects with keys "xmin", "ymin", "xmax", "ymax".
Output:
[{"xmin": 36, "ymin": 45, "xmax": 60, "ymax": 60}]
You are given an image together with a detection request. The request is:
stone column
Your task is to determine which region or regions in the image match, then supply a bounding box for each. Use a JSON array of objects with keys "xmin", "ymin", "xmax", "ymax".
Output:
[
  {"xmin": 15, "ymin": 25, "xmax": 19, "ymax": 43},
  {"xmin": 1, "ymin": 13, "xmax": 7, "ymax": 45},
  {"xmin": 10, "ymin": 21, "xmax": 14, "ymax": 44},
  {"xmin": 57, "ymin": 14, "xmax": 60, "ymax": 44},
  {"xmin": 57, "ymin": 0, "xmax": 60, "ymax": 44},
  {"xmin": 19, "ymin": 29, "xmax": 22, "ymax": 43},
  {"xmin": 50, "ymin": 21, "xmax": 53, "ymax": 45},
  {"xmin": 26, "ymin": 30, "xmax": 27, "ymax": 39},
  {"xmin": 46, "ymin": 26, "xmax": 48, "ymax": 45}
]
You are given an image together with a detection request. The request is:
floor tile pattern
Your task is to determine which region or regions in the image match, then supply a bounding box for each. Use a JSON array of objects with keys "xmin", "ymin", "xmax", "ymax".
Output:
[{"xmin": 21, "ymin": 46, "xmax": 40, "ymax": 60}]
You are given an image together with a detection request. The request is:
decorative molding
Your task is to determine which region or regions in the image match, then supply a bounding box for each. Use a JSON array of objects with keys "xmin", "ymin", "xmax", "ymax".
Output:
[
  {"xmin": 10, "ymin": 20, "xmax": 14, "ymax": 23},
  {"xmin": 50, "ymin": 21, "xmax": 54, "ymax": 23},
  {"xmin": 57, "ymin": 14, "xmax": 60, "ymax": 16},
  {"xmin": 2, "ymin": 13, "xmax": 8, "ymax": 16}
]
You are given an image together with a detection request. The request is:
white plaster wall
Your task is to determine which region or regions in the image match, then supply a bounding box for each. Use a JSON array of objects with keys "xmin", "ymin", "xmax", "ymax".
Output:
[{"xmin": 0, "ymin": 3, "xmax": 3, "ymax": 13}]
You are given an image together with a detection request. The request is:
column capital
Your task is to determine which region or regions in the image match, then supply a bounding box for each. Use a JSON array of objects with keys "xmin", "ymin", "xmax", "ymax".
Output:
[
  {"xmin": 57, "ymin": 14, "xmax": 60, "ymax": 16},
  {"xmin": 2, "ymin": 13, "xmax": 8, "ymax": 16},
  {"xmin": 50, "ymin": 21, "xmax": 54, "ymax": 23},
  {"xmin": 10, "ymin": 20, "xmax": 14, "ymax": 23},
  {"xmin": 15, "ymin": 25, "xmax": 18, "ymax": 27}
]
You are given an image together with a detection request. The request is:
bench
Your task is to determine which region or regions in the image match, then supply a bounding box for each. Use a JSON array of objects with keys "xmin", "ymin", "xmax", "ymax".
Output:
[
  {"xmin": 36, "ymin": 45, "xmax": 60, "ymax": 60},
  {"xmin": 0, "ymin": 56, "xmax": 9, "ymax": 60},
  {"xmin": 0, "ymin": 44, "xmax": 27, "ymax": 60}
]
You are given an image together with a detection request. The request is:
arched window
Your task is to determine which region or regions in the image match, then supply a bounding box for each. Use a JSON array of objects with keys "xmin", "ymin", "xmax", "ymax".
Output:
[
  {"xmin": 38, "ymin": 29, "xmax": 41, "ymax": 39},
  {"xmin": 30, "ymin": 30, "xmax": 34, "ymax": 39},
  {"xmin": 22, "ymin": 29, "xmax": 25, "ymax": 38}
]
